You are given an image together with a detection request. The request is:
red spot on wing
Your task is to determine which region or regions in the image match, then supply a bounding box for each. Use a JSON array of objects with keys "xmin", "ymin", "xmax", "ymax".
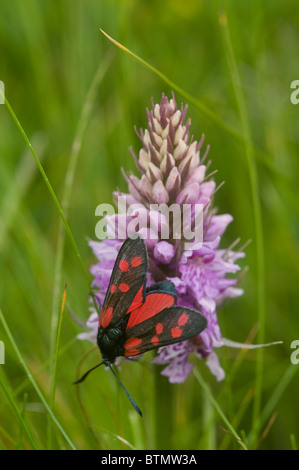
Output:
[
  {"xmin": 124, "ymin": 337, "xmax": 142, "ymax": 356},
  {"xmin": 171, "ymin": 326, "xmax": 182, "ymax": 338},
  {"xmin": 126, "ymin": 286, "xmax": 144, "ymax": 314},
  {"xmin": 178, "ymin": 312, "xmax": 189, "ymax": 326},
  {"xmin": 119, "ymin": 259, "xmax": 129, "ymax": 272},
  {"xmin": 102, "ymin": 307, "xmax": 113, "ymax": 328},
  {"xmin": 131, "ymin": 256, "xmax": 142, "ymax": 267},
  {"xmin": 156, "ymin": 323, "xmax": 163, "ymax": 334},
  {"xmin": 110, "ymin": 284, "xmax": 117, "ymax": 293},
  {"xmin": 124, "ymin": 337, "xmax": 142, "ymax": 348},
  {"xmin": 151, "ymin": 336, "xmax": 159, "ymax": 346},
  {"xmin": 99, "ymin": 309, "xmax": 104, "ymax": 327},
  {"xmin": 125, "ymin": 349, "xmax": 141, "ymax": 357},
  {"xmin": 119, "ymin": 283, "xmax": 130, "ymax": 292},
  {"xmin": 127, "ymin": 292, "xmax": 175, "ymax": 329}
]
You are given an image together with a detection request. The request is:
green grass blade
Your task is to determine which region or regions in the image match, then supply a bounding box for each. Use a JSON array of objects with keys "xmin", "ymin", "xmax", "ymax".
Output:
[
  {"xmin": 0, "ymin": 135, "xmax": 47, "ymax": 250},
  {"xmin": 219, "ymin": 9, "xmax": 266, "ymax": 444},
  {"xmin": 259, "ymin": 365, "xmax": 298, "ymax": 432},
  {"xmin": 47, "ymin": 51, "xmax": 113, "ymax": 447},
  {"xmin": 1, "ymin": 91, "xmax": 90, "ymax": 291},
  {"xmin": 0, "ymin": 307, "xmax": 76, "ymax": 450},
  {"xmin": 48, "ymin": 284, "xmax": 67, "ymax": 449},
  {"xmin": 193, "ymin": 368, "xmax": 247, "ymax": 450},
  {"xmin": 201, "ymin": 389, "xmax": 216, "ymax": 450},
  {"xmin": 99, "ymin": 29, "xmax": 287, "ymax": 181},
  {"xmin": 290, "ymin": 434, "xmax": 298, "ymax": 451},
  {"xmin": 49, "ymin": 51, "xmax": 113, "ymax": 380},
  {"xmin": 100, "ymin": 29, "xmax": 240, "ymax": 139},
  {"xmin": 0, "ymin": 422, "xmax": 16, "ymax": 448},
  {"xmin": 0, "ymin": 338, "xmax": 76, "ymax": 419},
  {"xmin": 154, "ymin": 367, "xmax": 174, "ymax": 449},
  {"xmin": 16, "ymin": 392, "xmax": 28, "ymax": 450},
  {"xmin": 0, "ymin": 373, "xmax": 37, "ymax": 449}
]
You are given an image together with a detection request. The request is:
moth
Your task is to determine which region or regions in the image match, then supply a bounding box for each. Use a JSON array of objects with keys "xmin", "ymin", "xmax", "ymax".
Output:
[{"xmin": 74, "ymin": 235, "xmax": 207, "ymax": 416}]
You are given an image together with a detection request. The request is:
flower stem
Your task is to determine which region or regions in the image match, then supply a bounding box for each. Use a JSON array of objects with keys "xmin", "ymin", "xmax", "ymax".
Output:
[{"xmin": 154, "ymin": 368, "xmax": 174, "ymax": 450}]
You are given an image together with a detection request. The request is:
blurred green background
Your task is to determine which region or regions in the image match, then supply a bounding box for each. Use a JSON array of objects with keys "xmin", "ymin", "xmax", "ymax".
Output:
[{"xmin": 0, "ymin": 0, "xmax": 298, "ymax": 450}]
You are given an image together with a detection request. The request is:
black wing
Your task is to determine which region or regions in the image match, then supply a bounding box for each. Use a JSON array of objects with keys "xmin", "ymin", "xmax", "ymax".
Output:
[
  {"xmin": 98, "ymin": 236, "xmax": 148, "ymax": 330},
  {"xmin": 123, "ymin": 306, "xmax": 207, "ymax": 357}
]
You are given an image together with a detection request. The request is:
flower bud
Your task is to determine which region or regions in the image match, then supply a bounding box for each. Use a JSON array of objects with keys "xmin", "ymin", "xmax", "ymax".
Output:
[
  {"xmin": 176, "ymin": 182, "xmax": 200, "ymax": 205},
  {"xmin": 154, "ymin": 241, "xmax": 175, "ymax": 264},
  {"xmin": 152, "ymin": 180, "xmax": 169, "ymax": 204},
  {"xmin": 165, "ymin": 167, "xmax": 181, "ymax": 196}
]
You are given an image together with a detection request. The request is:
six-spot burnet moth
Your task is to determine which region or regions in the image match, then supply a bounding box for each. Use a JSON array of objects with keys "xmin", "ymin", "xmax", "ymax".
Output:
[{"xmin": 74, "ymin": 235, "xmax": 207, "ymax": 416}]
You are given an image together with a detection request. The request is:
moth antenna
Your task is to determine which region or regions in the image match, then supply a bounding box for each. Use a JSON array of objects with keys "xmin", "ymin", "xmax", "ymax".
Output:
[
  {"xmin": 109, "ymin": 365, "xmax": 143, "ymax": 417},
  {"xmin": 73, "ymin": 361, "xmax": 104, "ymax": 384}
]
